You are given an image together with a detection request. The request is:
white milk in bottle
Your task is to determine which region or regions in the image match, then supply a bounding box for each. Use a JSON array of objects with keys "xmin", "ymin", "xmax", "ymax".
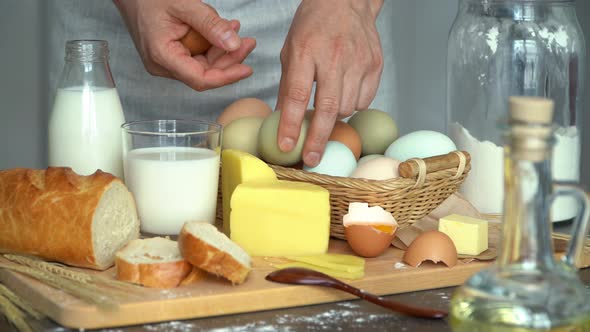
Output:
[{"xmin": 48, "ymin": 40, "xmax": 125, "ymax": 178}]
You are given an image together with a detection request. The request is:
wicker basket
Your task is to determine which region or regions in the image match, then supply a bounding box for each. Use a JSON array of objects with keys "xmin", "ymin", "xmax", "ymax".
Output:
[{"xmin": 216, "ymin": 151, "xmax": 470, "ymax": 240}]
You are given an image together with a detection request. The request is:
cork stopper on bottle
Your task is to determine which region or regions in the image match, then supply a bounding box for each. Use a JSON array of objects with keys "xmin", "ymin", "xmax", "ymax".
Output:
[
  {"xmin": 509, "ymin": 96, "xmax": 554, "ymax": 124},
  {"xmin": 508, "ymin": 96, "xmax": 554, "ymax": 161}
]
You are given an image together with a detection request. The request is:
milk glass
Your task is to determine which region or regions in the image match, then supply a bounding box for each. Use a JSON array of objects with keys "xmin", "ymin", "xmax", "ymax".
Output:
[{"xmin": 122, "ymin": 120, "xmax": 222, "ymax": 235}]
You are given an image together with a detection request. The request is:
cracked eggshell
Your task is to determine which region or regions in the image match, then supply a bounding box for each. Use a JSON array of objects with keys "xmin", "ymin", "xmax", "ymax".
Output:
[
  {"xmin": 402, "ymin": 230, "xmax": 458, "ymax": 268},
  {"xmin": 343, "ymin": 203, "xmax": 398, "ymax": 258}
]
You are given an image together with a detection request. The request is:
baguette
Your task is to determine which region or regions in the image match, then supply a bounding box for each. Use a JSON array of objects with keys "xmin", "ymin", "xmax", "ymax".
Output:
[
  {"xmin": 115, "ymin": 237, "xmax": 191, "ymax": 288},
  {"xmin": 178, "ymin": 222, "xmax": 251, "ymax": 284},
  {"xmin": 0, "ymin": 167, "xmax": 140, "ymax": 270}
]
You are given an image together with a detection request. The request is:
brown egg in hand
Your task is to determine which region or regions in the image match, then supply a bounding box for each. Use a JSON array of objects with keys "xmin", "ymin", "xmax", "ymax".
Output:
[
  {"xmin": 402, "ymin": 231, "xmax": 458, "ymax": 268},
  {"xmin": 180, "ymin": 29, "xmax": 212, "ymax": 56}
]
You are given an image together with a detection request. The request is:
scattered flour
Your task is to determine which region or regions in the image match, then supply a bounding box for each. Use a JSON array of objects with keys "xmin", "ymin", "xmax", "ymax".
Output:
[
  {"xmin": 393, "ymin": 262, "xmax": 406, "ymax": 269},
  {"xmin": 538, "ymin": 26, "xmax": 569, "ymax": 49},
  {"xmin": 486, "ymin": 27, "xmax": 499, "ymax": 54}
]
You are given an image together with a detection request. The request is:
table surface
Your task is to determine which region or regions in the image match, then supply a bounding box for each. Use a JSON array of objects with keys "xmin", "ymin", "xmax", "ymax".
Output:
[{"xmin": 2, "ymin": 223, "xmax": 589, "ymax": 332}]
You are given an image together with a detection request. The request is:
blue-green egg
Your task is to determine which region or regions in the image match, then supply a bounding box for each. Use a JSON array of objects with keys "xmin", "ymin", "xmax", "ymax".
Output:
[{"xmin": 303, "ymin": 141, "xmax": 357, "ymax": 177}]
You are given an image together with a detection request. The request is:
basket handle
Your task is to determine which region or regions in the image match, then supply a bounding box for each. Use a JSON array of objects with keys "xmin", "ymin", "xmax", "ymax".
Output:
[{"xmin": 398, "ymin": 151, "xmax": 471, "ymax": 179}]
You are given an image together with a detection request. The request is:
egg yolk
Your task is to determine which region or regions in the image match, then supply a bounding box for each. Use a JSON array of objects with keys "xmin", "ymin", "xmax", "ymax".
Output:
[{"xmin": 371, "ymin": 225, "xmax": 396, "ymax": 234}]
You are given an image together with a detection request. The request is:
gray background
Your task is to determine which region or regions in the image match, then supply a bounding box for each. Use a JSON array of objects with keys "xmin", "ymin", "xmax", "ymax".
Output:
[{"xmin": 1, "ymin": 0, "xmax": 589, "ymax": 187}]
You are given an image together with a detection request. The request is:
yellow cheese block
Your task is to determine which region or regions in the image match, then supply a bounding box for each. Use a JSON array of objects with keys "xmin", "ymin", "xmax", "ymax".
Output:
[
  {"xmin": 230, "ymin": 181, "xmax": 330, "ymax": 257},
  {"xmin": 438, "ymin": 214, "xmax": 488, "ymax": 256},
  {"xmin": 221, "ymin": 149, "xmax": 277, "ymax": 235}
]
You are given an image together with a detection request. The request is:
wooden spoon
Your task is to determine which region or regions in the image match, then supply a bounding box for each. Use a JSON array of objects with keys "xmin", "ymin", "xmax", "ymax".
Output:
[{"xmin": 265, "ymin": 267, "xmax": 448, "ymax": 319}]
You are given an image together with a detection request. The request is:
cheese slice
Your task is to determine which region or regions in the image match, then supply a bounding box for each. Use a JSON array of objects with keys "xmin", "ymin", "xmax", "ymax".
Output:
[
  {"xmin": 273, "ymin": 262, "xmax": 364, "ymax": 280},
  {"xmin": 438, "ymin": 214, "xmax": 488, "ymax": 256},
  {"xmin": 285, "ymin": 254, "xmax": 365, "ymax": 273},
  {"xmin": 230, "ymin": 181, "xmax": 330, "ymax": 257},
  {"xmin": 221, "ymin": 149, "xmax": 277, "ymax": 235}
]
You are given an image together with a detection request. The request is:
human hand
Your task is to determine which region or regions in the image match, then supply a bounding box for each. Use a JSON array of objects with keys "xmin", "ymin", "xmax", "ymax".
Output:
[
  {"xmin": 113, "ymin": 0, "xmax": 256, "ymax": 91},
  {"xmin": 275, "ymin": 0, "xmax": 384, "ymax": 167}
]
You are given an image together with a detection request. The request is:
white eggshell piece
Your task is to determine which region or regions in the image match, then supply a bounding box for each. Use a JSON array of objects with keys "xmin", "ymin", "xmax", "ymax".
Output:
[{"xmin": 343, "ymin": 202, "xmax": 397, "ymax": 226}]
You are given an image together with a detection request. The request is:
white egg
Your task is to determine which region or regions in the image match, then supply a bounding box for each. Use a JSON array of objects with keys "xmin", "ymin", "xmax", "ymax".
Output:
[
  {"xmin": 357, "ymin": 154, "xmax": 382, "ymax": 165},
  {"xmin": 304, "ymin": 141, "xmax": 357, "ymax": 177},
  {"xmin": 350, "ymin": 156, "xmax": 401, "ymax": 180},
  {"xmin": 385, "ymin": 130, "xmax": 457, "ymax": 161}
]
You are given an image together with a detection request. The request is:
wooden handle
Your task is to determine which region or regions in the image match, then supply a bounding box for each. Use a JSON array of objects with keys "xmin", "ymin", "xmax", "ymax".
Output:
[{"xmin": 398, "ymin": 151, "xmax": 471, "ymax": 178}]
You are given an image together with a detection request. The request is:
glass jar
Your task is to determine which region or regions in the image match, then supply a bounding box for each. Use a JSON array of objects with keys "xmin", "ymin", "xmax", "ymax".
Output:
[
  {"xmin": 49, "ymin": 40, "xmax": 126, "ymax": 178},
  {"xmin": 446, "ymin": 0, "xmax": 585, "ymax": 221}
]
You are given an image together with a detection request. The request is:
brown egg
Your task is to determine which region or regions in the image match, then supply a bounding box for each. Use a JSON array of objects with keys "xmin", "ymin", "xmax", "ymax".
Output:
[
  {"xmin": 345, "ymin": 224, "xmax": 397, "ymax": 258},
  {"xmin": 180, "ymin": 29, "xmax": 212, "ymax": 56},
  {"xmin": 179, "ymin": 4, "xmax": 218, "ymax": 56},
  {"xmin": 402, "ymin": 231, "xmax": 458, "ymax": 268},
  {"xmin": 329, "ymin": 122, "xmax": 362, "ymax": 160},
  {"xmin": 216, "ymin": 98, "xmax": 273, "ymax": 127}
]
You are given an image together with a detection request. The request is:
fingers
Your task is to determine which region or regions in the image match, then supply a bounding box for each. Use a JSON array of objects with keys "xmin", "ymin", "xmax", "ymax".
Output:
[
  {"xmin": 205, "ymin": 20, "xmax": 241, "ymax": 63},
  {"xmin": 275, "ymin": 51, "xmax": 315, "ymax": 154},
  {"xmin": 303, "ymin": 68, "xmax": 343, "ymax": 166},
  {"xmin": 340, "ymin": 70, "xmax": 362, "ymax": 119},
  {"xmin": 210, "ymin": 38, "xmax": 256, "ymax": 70},
  {"xmin": 170, "ymin": 1, "xmax": 241, "ymax": 52},
  {"xmin": 160, "ymin": 41, "xmax": 253, "ymax": 91}
]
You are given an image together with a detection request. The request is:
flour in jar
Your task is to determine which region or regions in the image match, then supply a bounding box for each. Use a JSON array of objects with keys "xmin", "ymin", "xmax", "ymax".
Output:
[{"xmin": 451, "ymin": 123, "xmax": 580, "ymax": 221}]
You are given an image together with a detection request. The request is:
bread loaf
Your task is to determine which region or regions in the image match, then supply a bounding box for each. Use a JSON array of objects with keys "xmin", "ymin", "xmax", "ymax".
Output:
[
  {"xmin": 178, "ymin": 222, "xmax": 251, "ymax": 284},
  {"xmin": 0, "ymin": 167, "xmax": 140, "ymax": 270},
  {"xmin": 115, "ymin": 237, "xmax": 191, "ymax": 288}
]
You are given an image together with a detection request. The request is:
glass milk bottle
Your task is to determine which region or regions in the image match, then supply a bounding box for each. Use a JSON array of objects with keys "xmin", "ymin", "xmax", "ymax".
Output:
[
  {"xmin": 49, "ymin": 40, "xmax": 125, "ymax": 178},
  {"xmin": 446, "ymin": 0, "xmax": 585, "ymax": 221},
  {"xmin": 450, "ymin": 97, "xmax": 590, "ymax": 331}
]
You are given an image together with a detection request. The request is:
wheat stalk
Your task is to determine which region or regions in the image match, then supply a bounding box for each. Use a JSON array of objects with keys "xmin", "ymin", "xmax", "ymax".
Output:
[
  {"xmin": 0, "ymin": 262, "xmax": 117, "ymax": 310},
  {"xmin": 2, "ymin": 254, "xmax": 142, "ymax": 294},
  {"xmin": 0, "ymin": 292, "xmax": 33, "ymax": 332},
  {"xmin": 0, "ymin": 284, "xmax": 43, "ymax": 320}
]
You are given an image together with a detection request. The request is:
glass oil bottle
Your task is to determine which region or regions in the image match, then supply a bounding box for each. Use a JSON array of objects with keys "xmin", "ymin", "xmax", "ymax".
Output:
[{"xmin": 450, "ymin": 96, "xmax": 590, "ymax": 331}]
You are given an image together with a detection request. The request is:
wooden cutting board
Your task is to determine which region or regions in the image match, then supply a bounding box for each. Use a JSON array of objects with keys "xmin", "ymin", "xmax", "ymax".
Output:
[{"xmin": 0, "ymin": 225, "xmax": 585, "ymax": 330}]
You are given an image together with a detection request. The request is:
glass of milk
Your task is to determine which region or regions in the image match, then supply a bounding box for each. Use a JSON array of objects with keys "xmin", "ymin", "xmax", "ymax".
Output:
[{"xmin": 122, "ymin": 120, "xmax": 222, "ymax": 235}]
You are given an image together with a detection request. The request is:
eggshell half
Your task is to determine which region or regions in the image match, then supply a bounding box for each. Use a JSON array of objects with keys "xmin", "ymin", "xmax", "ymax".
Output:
[
  {"xmin": 402, "ymin": 231, "xmax": 458, "ymax": 268},
  {"xmin": 345, "ymin": 225, "xmax": 396, "ymax": 258}
]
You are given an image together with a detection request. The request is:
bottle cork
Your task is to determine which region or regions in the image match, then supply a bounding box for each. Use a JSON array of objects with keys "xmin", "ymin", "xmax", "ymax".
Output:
[
  {"xmin": 508, "ymin": 96, "xmax": 554, "ymax": 161},
  {"xmin": 508, "ymin": 96, "xmax": 554, "ymax": 124}
]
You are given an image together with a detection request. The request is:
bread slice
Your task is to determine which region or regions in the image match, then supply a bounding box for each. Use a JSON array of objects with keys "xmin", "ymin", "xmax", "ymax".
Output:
[
  {"xmin": 0, "ymin": 167, "xmax": 140, "ymax": 270},
  {"xmin": 178, "ymin": 222, "xmax": 251, "ymax": 284},
  {"xmin": 179, "ymin": 266, "xmax": 208, "ymax": 286},
  {"xmin": 115, "ymin": 237, "xmax": 191, "ymax": 288}
]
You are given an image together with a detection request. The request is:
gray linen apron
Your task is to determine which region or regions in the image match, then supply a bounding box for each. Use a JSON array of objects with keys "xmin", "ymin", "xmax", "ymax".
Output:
[{"xmin": 47, "ymin": 1, "xmax": 398, "ymax": 123}]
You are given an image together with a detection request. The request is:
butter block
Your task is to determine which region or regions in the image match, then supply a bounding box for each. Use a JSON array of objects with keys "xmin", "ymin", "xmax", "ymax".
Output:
[
  {"xmin": 230, "ymin": 181, "xmax": 330, "ymax": 257},
  {"xmin": 221, "ymin": 149, "xmax": 277, "ymax": 235},
  {"xmin": 438, "ymin": 214, "xmax": 488, "ymax": 256}
]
